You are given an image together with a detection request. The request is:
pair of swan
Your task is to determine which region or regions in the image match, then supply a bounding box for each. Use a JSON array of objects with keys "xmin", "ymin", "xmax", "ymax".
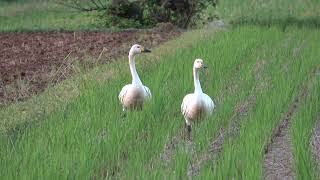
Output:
[{"xmin": 119, "ymin": 44, "xmax": 215, "ymax": 139}]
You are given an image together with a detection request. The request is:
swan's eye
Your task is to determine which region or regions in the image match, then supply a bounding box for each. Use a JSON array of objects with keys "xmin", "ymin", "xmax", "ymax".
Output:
[{"xmin": 137, "ymin": 46, "xmax": 140, "ymax": 49}]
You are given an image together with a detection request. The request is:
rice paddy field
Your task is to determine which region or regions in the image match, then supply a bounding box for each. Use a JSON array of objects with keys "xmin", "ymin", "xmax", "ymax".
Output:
[{"xmin": 1, "ymin": 0, "xmax": 320, "ymax": 179}]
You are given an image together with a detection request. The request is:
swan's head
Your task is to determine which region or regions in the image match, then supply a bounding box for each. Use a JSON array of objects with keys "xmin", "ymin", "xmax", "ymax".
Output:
[
  {"xmin": 129, "ymin": 44, "xmax": 151, "ymax": 56},
  {"xmin": 194, "ymin": 58, "xmax": 207, "ymax": 69}
]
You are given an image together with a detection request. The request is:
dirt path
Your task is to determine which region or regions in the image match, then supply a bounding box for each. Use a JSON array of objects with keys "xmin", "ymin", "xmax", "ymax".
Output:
[
  {"xmin": 262, "ymin": 68, "xmax": 318, "ymax": 180},
  {"xmin": 263, "ymin": 119, "xmax": 297, "ymax": 179},
  {"xmin": 0, "ymin": 25, "xmax": 181, "ymax": 106}
]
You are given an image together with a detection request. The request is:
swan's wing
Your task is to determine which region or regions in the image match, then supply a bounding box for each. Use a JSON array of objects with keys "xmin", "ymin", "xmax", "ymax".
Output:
[
  {"xmin": 203, "ymin": 93, "xmax": 215, "ymax": 114},
  {"xmin": 143, "ymin": 85, "xmax": 152, "ymax": 100},
  {"xmin": 119, "ymin": 84, "xmax": 131, "ymax": 104},
  {"xmin": 181, "ymin": 94, "xmax": 193, "ymax": 119}
]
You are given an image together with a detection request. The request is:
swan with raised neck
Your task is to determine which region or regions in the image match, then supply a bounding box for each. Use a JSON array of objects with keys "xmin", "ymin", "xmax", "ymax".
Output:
[
  {"xmin": 181, "ymin": 58, "xmax": 215, "ymax": 140},
  {"xmin": 119, "ymin": 44, "xmax": 152, "ymax": 112}
]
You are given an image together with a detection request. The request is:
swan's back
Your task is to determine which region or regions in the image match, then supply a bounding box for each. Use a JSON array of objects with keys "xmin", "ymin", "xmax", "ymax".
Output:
[{"xmin": 202, "ymin": 93, "xmax": 215, "ymax": 115}]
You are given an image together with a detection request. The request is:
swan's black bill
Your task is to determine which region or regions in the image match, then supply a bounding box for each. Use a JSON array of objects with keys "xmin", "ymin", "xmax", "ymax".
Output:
[{"xmin": 142, "ymin": 47, "xmax": 151, "ymax": 53}]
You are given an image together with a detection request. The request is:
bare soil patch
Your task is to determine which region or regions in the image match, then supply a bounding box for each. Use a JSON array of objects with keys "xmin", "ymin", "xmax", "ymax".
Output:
[
  {"xmin": 263, "ymin": 120, "xmax": 297, "ymax": 180},
  {"xmin": 0, "ymin": 26, "xmax": 181, "ymax": 106}
]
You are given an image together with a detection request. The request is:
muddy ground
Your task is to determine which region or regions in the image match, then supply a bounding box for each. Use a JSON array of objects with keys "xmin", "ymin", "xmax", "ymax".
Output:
[{"xmin": 0, "ymin": 24, "xmax": 181, "ymax": 107}]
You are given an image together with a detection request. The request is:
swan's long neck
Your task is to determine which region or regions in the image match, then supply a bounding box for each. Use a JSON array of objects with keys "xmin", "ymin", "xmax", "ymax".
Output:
[
  {"xmin": 129, "ymin": 53, "xmax": 142, "ymax": 85},
  {"xmin": 193, "ymin": 68, "xmax": 203, "ymax": 94}
]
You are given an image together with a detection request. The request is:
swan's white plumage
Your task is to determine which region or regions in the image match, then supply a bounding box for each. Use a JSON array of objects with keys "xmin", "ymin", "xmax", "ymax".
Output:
[
  {"xmin": 143, "ymin": 86, "xmax": 152, "ymax": 99},
  {"xmin": 181, "ymin": 93, "xmax": 215, "ymax": 125},
  {"xmin": 118, "ymin": 84, "xmax": 130, "ymax": 104},
  {"xmin": 119, "ymin": 44, "xmax": 151, "ymax": 111},
  {"xmin": 118, "ymin": 84, "xmax": 152, "ymax": 110}
]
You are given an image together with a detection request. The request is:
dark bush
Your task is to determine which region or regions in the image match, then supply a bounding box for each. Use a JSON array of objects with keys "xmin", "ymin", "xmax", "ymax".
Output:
[
  {"xmin": 145, "ymin": 0, "xmax": 219, "ymax": 28},
  {"xmin": 58, "ymin": 0, "xmax": 219, "ymax": 28}
]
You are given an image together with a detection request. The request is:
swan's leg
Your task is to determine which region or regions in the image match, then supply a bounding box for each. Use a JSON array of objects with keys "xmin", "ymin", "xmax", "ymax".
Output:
[
  {"xmin": 187, "ymin": 125, "xmax": 192, "ymax": 140},
  {"xmin": 121, "ymin": 107, "xmax": 127, "ymax": 118},
  {"xmin": 185, "ymin": 120, "xmax": 192, "ymax": 141}
]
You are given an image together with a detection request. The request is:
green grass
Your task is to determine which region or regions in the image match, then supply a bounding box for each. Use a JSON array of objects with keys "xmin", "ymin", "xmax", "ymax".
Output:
[
  {"xmin": 199, "ymin": 27, "xmax": 320, "ymax": 179},
  {"xmin": 218, "ymin": 0, "xmax": 320, "ymax": 27},
  {"xmin": 291, "ymin": 73, "xmax": 320, "ymax": 179},
  {"xmin": 1, "ymin": 25, "xmax": 320, "ymax": 179},
  {"xmin": 1, "ymin": 0, "xmax": 320, "ymax": 179},
  {"xmin": 0, "ymin": 0, "xmax": 98, "ymax": 31},
  {"xmin": 146, "ymin": 25, "xmax": 283, "ymax": 178}
]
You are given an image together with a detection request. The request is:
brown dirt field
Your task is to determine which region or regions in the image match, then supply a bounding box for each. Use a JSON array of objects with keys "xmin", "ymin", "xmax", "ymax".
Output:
[{"xmin": 0, "ymin": 25, "xmax": 181, "ymax": 107}]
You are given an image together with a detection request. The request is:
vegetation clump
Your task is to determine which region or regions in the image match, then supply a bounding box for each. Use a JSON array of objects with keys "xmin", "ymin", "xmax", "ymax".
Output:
[{"xmin": 58, "ymin": 0, "xmax": 219, "ymax": 28}]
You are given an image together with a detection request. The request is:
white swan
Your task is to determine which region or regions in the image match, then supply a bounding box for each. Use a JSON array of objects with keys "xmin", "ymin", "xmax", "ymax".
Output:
[
  {"xmin": 181, "ymin": 59, "xmax": 215, "ymax": 139},
  {"xmin": 119, "ymin": 44, "xmax": 152, "ymax": 111}
]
